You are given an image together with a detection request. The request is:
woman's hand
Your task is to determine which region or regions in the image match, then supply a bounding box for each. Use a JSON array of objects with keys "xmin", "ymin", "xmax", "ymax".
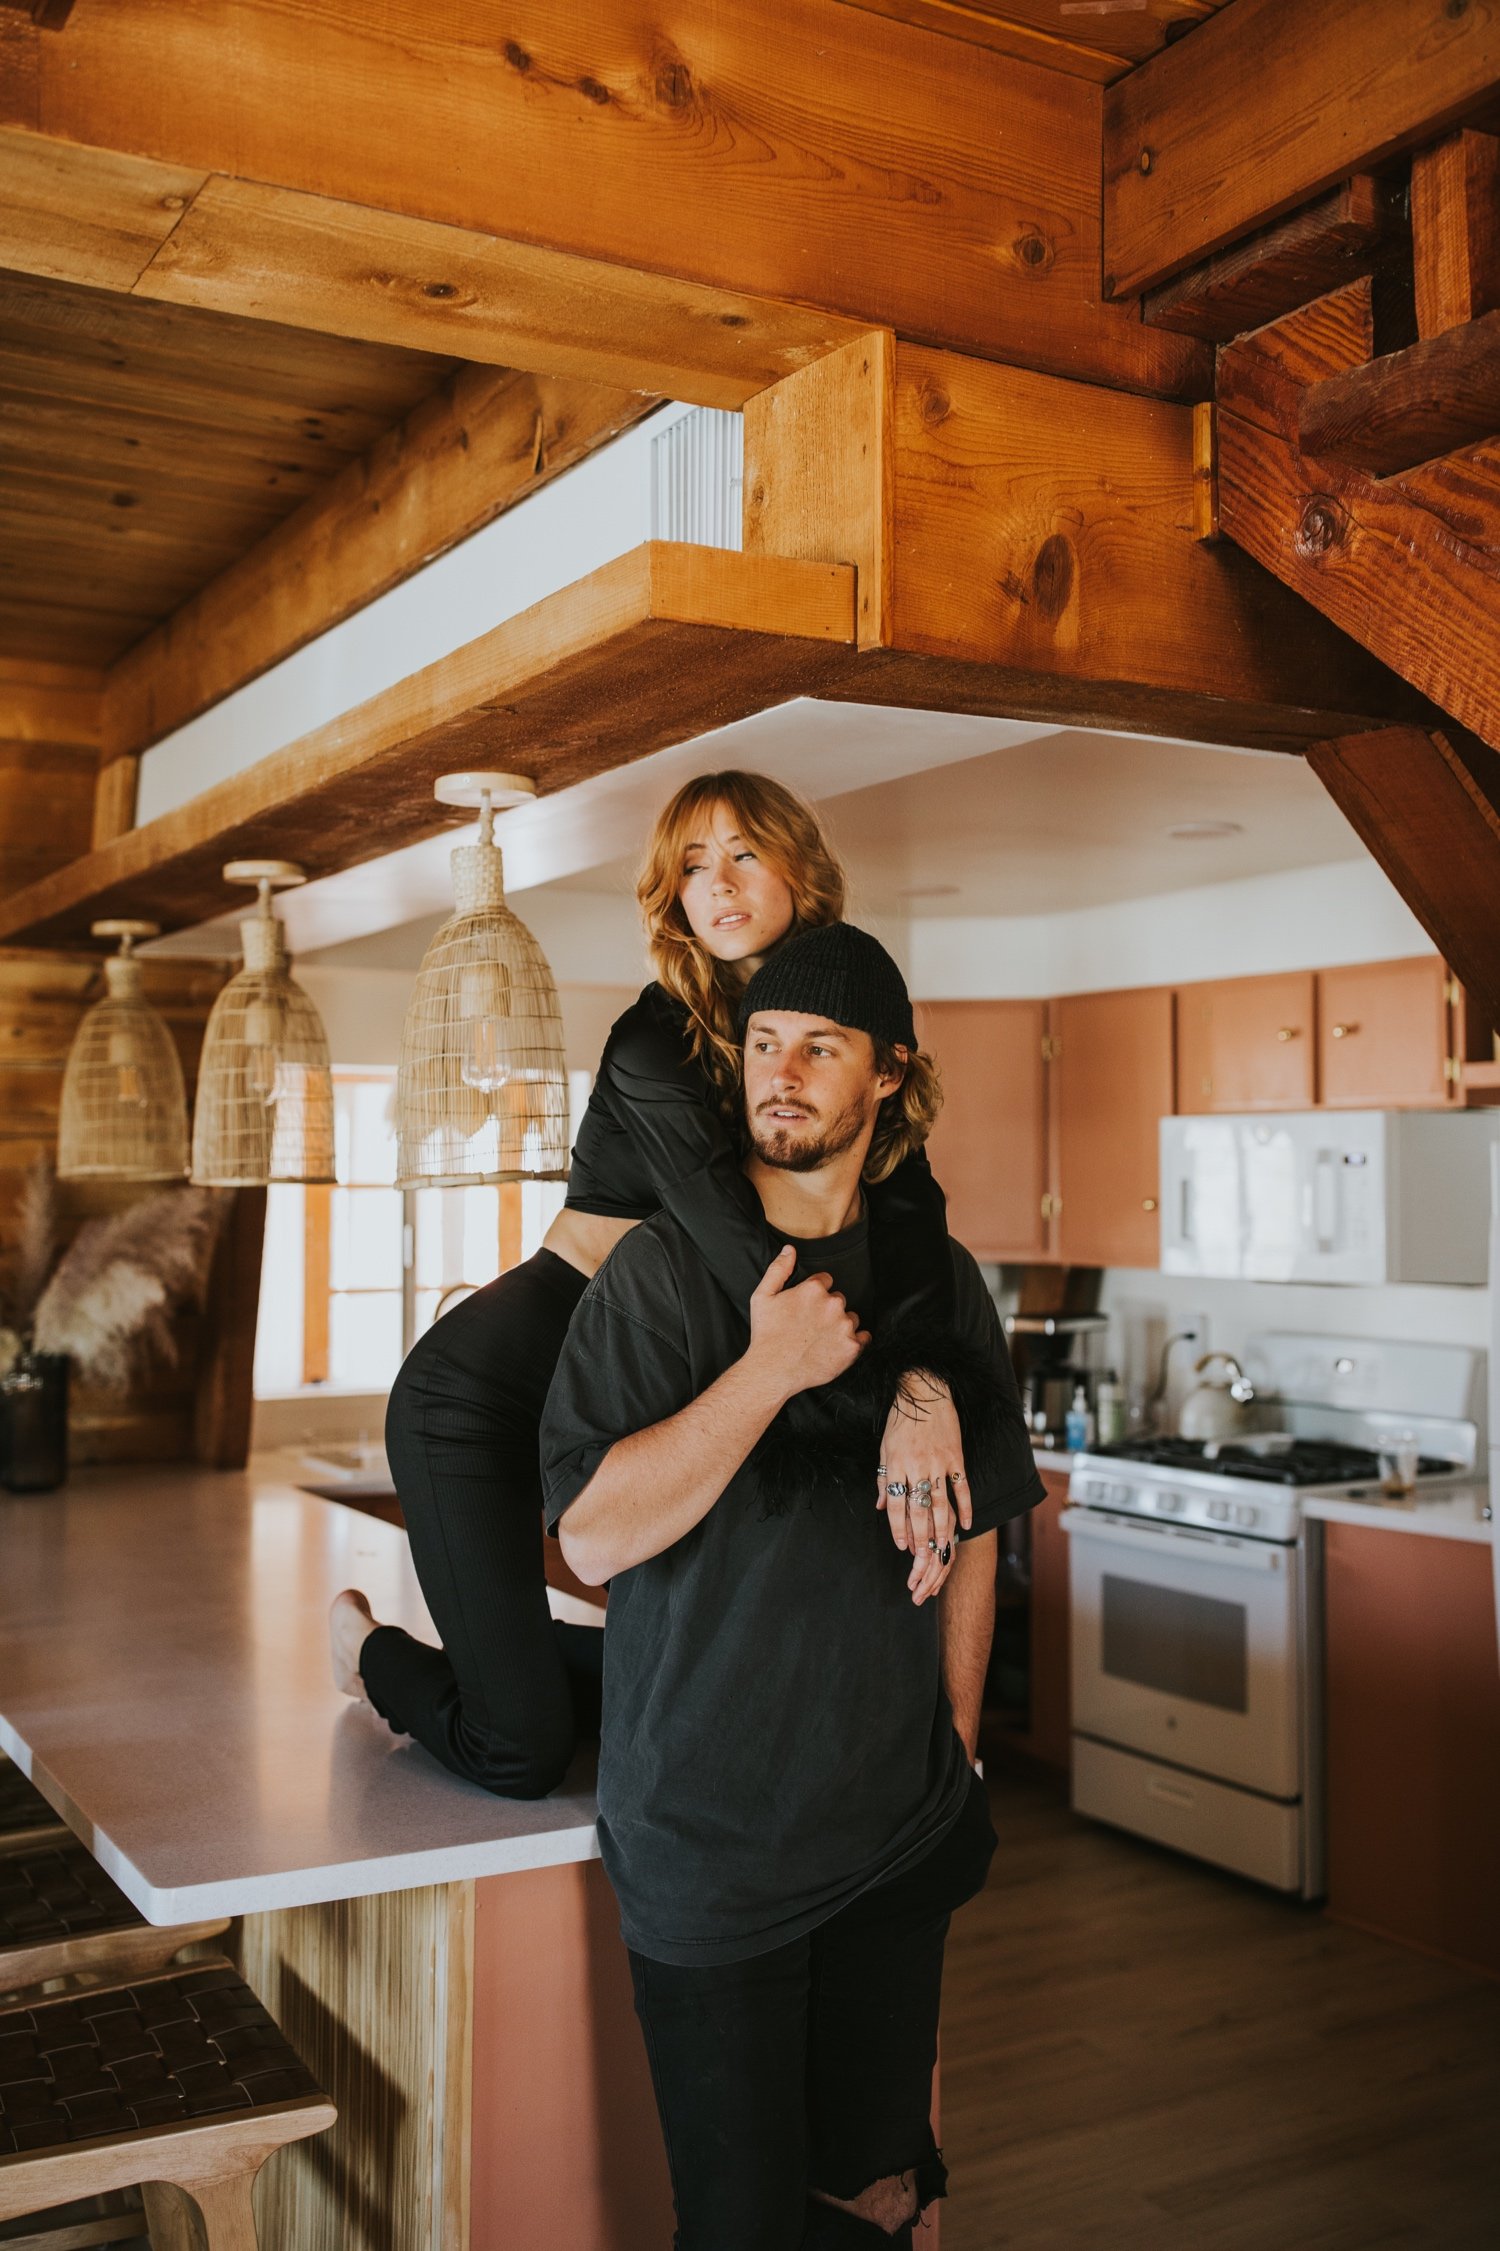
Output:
[{"xmin": 877, "ymin": 1373, "xmax": 973, "ymax": 1607}]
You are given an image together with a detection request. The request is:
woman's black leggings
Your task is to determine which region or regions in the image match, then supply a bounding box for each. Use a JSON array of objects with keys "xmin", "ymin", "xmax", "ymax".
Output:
[{"xmin": 359, "ymin": 1248, "xmax": 597, "ymax": 1798}]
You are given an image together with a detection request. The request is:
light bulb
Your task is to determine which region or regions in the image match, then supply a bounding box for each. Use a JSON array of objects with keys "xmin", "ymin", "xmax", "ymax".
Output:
[
  {"xmin": 460, "ymin": 1016, "xmax": 515, "ymax": 1093},
  {"xmin": 247, "ymin": 1046, "xmax": 280, "ymax": 1104},
  {"xmin": 105, "ymin": 1026, "xmax": 148, "ymax": 1109}
]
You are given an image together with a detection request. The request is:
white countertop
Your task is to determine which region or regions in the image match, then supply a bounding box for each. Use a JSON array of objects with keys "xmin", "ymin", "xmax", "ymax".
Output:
[
  {"xmin": 1301, "ymin": 1482, "xmax": 1493, "ymax": 1545},
  {"xmin": 0, "ymin": 1465, "xmax": 603, "ymax": 1924}
]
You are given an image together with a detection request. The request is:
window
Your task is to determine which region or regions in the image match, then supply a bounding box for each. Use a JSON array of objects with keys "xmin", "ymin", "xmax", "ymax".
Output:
[{"xmin": 253, "ymin": 1066, "xmax": 590, "ymax": 1398}]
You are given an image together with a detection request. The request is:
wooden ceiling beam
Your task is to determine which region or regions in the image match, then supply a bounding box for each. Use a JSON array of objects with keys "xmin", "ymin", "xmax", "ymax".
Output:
[
  {"xmin": 1411, "ymin": 128, "xmax": 1500, "ymax": 338},
  {"xmin": 1217, "ymin": 280, "xmax": 1500, "ymax": 753},
  {"xmin": 1142, "ymin": 177, "xmax": 1406, "ymax": 346},
  {"xmin": 833, "ymin": 0, "xmax": 1222, "ymax": 84},
  {"xmin": 1105, "ymin": 0, "xmax": 1500, "ymax": 300},
  {"xmin": 829, "ymin": 0, "xmax": 1126, "ymax": 84},
  {"xmin": 742, "ymin": 334, "xmax": 1426, "ymax": 749},
  {"xmin": 0, "ymin": 660, "xmax": 101, "ymax": 901},
  {"xmin": 1298, "ymin": 309, "xmax": 1500, "ymax": 477},
  {"xmin": 1, "ymin": 0, "xmax": 1206, "ymax": 401},
  {"xmin": 0, "ymin": 129, "xmax": 867, "ymax": 413},
  {"xmin": 0, "ymin": 657, "xmax": 103, "ymax": 746},
  {"xmin": 1307, "ymin": 725, "xmax": 1500, "ymax": 1017},
  {"xmin": 98, "ymin": 363, "xmax": 658, "ymax": 810},
  {"xmin": 0, "ymin": 544, "xmax": 856, "ymax": 949}
]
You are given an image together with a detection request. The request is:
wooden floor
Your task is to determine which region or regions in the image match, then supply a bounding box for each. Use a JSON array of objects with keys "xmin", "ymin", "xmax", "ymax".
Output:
[{"xmin": 942, "ymin": 1763, "xmax": 1500, "ymax": 2251}]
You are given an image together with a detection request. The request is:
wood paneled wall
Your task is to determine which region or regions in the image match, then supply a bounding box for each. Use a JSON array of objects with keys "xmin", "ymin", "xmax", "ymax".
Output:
[{"xmin": 0, "ymin": 944, "xmax": 259, "ymax": 1466}]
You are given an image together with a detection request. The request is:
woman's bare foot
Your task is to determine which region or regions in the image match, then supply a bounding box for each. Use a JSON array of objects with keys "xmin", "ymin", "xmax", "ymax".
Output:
[{"xmin": 330, "ymin": 1588, "xmax": 377, "ymax": 1704}]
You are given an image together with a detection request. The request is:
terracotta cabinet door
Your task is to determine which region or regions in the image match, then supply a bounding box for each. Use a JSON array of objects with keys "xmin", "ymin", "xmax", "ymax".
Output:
[
  {"xmin": 1175, "ymin": 971, "xmax": 1315, "ymax": 1111},
  {"xmin": 915, "ymin": 1000, "xmax": 1050, "ymax": 1261},
  {"xmin": 1318, "ymin": 955, "xmax": 1450, "ymax": 1107},
  {"xmin": 1053, "ymin": 987, "xmax": 1174, "ymax": 1269},
  {"xmin": 1324, "ymin": 1522, "xmax": 1500, "ymax": 1978}
]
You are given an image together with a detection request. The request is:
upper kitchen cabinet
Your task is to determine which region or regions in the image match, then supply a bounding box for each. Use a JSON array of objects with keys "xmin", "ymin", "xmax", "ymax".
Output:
[
  {"xmin": 915, "ymin": 1001, "xmax": 1051, "ymax": 1263},
  {"xmin": 1318, "ymin": 956, "xmax": 1450, "ymax": 1109},
  {"xmin": 1052, "ymin": 988, "xmax": 1175, "ymax": 1270},
  {"xmin": 1176, "ymin": 972, "xmax": 1315, "ymax": 1113}
]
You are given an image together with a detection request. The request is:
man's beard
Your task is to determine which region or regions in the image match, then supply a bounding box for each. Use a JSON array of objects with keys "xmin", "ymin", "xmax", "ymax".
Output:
[{"xmin": 749, "ymin": 1093, "xmax": 869, "ymax": 1173}]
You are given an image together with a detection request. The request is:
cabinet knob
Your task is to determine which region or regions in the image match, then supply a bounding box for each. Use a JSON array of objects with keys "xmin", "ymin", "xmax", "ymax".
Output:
[
  {"xmin": 1276, "ymin": 1025, "xmax": 1300, "ymax": 1042},
  {"xmin": 1142, "ymin": 1197, "xmax": 1158, "ymax": 1212},
  {"xmin": 1330, "ymin": 1021, "xmax": 1358, "ymax": 1039}
]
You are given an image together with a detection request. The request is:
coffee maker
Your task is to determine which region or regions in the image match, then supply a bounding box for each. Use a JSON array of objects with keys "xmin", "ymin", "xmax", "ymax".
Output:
[{"xmin": 1004, "ymin": 1313, "xmax": 1109, "ymax": 1449}]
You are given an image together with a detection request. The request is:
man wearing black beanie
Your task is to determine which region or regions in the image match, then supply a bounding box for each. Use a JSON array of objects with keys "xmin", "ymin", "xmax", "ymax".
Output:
[{"xmin": 542, "ymin": 924, "xmax": 1044, "ymax": 2251}]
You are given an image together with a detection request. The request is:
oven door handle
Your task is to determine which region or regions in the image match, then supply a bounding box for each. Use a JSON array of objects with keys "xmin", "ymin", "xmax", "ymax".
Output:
[{"xmin": 1059, "ymin": 1507, "xmax": 1288, "ymax": 1573}]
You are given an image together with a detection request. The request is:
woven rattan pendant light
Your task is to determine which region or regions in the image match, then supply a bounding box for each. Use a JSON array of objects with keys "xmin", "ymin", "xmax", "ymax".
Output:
[
  {"xmin": 396, "ymin": 772, "xmax": 569, "ymax": 1188},
  {"xmin": 57, "ymin": 920, "xmax": 189, "ymax": 1181},
  {"xmin": 190, "ymin": 861, "xmax": 336, "ymax": 1187}
]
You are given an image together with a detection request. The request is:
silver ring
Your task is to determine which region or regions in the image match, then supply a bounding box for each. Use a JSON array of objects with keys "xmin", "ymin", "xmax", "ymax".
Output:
[
  {"xmin": 910, "ymin": 1491, "xmax": 932, "ymax": 1510},
  {"xmin": 927, "ymin": 1536, "xmax": 940, "ymax": 1552},
  {"xmin": 876, "ymin": 1464, "xmax": 887, "ymax": 1479},
  {"xmin": 914, "ymin": 1478, "xmax": 933, "ymax": 1495},
  {"xmin": 886, "ymin": 1480, "xmax": 909, "ymax": 1500}
]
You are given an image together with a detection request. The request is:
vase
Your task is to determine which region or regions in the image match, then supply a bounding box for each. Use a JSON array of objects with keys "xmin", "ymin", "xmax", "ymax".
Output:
[{"xmin": 0, "ymin": 1349, "xmax": 69, "ymax": 1493}]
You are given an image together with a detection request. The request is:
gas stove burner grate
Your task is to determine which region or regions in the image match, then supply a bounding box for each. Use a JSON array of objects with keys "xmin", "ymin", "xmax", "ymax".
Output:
[{"xmin": 1092, "ymin": 1437, "xmax": 1460, "ymax": 1487}]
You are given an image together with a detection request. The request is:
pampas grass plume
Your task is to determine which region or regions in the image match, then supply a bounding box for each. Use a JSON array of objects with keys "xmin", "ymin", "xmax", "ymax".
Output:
[{"xmin": 34, "ymin": 1187, "xmax": 225, "ymax": 1395}]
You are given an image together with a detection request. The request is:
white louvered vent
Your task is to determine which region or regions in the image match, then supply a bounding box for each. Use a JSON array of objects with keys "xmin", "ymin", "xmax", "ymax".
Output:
[{"xmin": 650, "ymin": 409, "xmax": 744, "ymax": 549}]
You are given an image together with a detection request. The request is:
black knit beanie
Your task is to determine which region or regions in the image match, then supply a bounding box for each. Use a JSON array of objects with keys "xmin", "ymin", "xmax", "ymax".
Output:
[{"xmin": 738, "ymin": 923, "xmax": 917, "ymax": 1049}]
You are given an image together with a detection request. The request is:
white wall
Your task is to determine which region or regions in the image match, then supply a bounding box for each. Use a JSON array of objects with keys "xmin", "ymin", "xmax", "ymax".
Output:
[
  {"xmin": 1091, "ymin": 1267, "xmax": 1489, "ymax": 1438},
  {"xmin": 907, "ymin": 857, "xmax": 1432, "ymax": 1000},
  {"xmin": 300, "ymin": 965, "xmax": 638, "ymax": 1073}
]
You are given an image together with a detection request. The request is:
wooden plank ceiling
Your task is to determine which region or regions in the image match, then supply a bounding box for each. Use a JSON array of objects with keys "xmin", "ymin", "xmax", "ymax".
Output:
[
  {"xmin": 0, "ymin": 267, "xmax": 457, "ymax": 667},
  {"xmin": 836, "ymin": 0, "xmax": 1229, "ymax": 84}
]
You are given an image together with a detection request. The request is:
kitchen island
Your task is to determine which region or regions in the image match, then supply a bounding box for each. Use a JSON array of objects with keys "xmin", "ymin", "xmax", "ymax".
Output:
[{"xmin": 0, "ymin": 1463, "xmax": 671, "ymax": 2250}]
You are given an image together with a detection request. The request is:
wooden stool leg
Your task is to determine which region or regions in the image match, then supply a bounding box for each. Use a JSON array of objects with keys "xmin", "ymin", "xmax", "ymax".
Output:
[{"xmin": 141, "ymin": 2171, "xmax": 260, "ymax": 2251}]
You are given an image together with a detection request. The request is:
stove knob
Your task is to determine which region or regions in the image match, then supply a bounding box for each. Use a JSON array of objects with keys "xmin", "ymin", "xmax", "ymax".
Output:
[
  {"xmin": 1235, "ymin": 1505, "xmax": 1258, "ymax": 1529},
  {"xmin": 1207, "ymin": 1500, "xmax": 1231, "ymax": 1523},
  {"xmin": 1158, "ymin": 1491, "xmax": 1182, "ymax": 1514}
]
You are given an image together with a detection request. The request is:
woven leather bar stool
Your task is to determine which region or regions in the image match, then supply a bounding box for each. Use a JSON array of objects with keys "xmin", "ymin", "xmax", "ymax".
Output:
[
  {"xmin": 0, "ymin": 1959, "xmax": 336, "ymax": 2249},
  {"xmin": 0, "ymin": 1841, "xmax": 229, "ymax": 2000},
  {"xmin": 0, "ymin": 1837, "xmax": 233, "ymax": 2250},
  {"xmin": 0, "ymin": 1765, "xmax": 67, "ymax": 1857}
]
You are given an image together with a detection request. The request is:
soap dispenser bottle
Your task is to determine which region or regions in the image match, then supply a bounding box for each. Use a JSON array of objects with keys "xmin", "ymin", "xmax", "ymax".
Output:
[{"xmin": 1064, "ymin": 1382, "xmax": 1094, "ymax": 1453}]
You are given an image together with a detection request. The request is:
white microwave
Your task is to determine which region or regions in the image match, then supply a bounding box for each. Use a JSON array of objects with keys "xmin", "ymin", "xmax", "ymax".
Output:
[{"xmin": 1159, "ymin": 1111, "xmax": 1500, "ymax": 1286}]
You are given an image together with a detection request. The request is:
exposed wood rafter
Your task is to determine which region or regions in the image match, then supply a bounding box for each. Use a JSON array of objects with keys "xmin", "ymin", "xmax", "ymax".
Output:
[
  {"xmin": 0, "ymin": 545, "xmax": 857, "ymax": 948},
  {"xmin": 1307, "ymin": 726, "xmax": 1500, "ymax": 1017},
  {"xmin": 0, "ymin": 129, "xmax": 870, "ymax": 414},
  {"xmin": 0, "ymin": 0, "xmax": 1207, "ymax": 400},
  {"xmin": 1142, "ymin": 176, "xmax": 1406, "ymax": 346},
  {"xmin": 1410, "ymin": 127, "xmax": 1500, "ymax": 339},
  {"xmin": 1298, "ymin": 309, "xmax": 1500, "ymax": 477},
  {"xmin": 1105, "ymin": 0, "xmax": 1500, "ymax": 299},
  {"xmin": 1217, "ymin": 280, "xmax": 1500, "ymax": 752},
  {"xmin": 100, "ymin": 363, "xmax": 657, "ymax": 791}
]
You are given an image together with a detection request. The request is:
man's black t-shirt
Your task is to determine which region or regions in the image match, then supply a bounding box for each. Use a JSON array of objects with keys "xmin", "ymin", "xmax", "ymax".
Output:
[{"xmin": 540, "ymin": 1209, "xmax": 1044, "ymax": 1967}]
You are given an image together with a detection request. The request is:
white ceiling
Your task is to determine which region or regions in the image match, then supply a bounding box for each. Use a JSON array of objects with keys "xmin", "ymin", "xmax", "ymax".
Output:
[
  {"xmin": 815, "ymin": 726, "xmax": 1364, "ymax": 921},
  {"xmin": 145, "ymin": 699, "xmax": 1366, "ymax": 970}
]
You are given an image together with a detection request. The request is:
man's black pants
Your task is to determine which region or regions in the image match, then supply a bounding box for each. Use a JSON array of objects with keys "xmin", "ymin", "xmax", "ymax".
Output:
[{"xmin": 628, "ymin": 1770, "xmax": 997, "ymax": 2251}]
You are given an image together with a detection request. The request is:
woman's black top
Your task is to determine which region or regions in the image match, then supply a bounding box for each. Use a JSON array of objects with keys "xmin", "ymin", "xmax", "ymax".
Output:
[{"xmin": 565, "ymin": 982, "xmax": 955, "ymax": 1334}]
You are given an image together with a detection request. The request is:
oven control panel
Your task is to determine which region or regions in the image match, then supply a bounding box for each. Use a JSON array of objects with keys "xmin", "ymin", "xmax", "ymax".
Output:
[{"xmin": 1068, "ymin": 1466, "xmax": 1295, "ymax": 1544}]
